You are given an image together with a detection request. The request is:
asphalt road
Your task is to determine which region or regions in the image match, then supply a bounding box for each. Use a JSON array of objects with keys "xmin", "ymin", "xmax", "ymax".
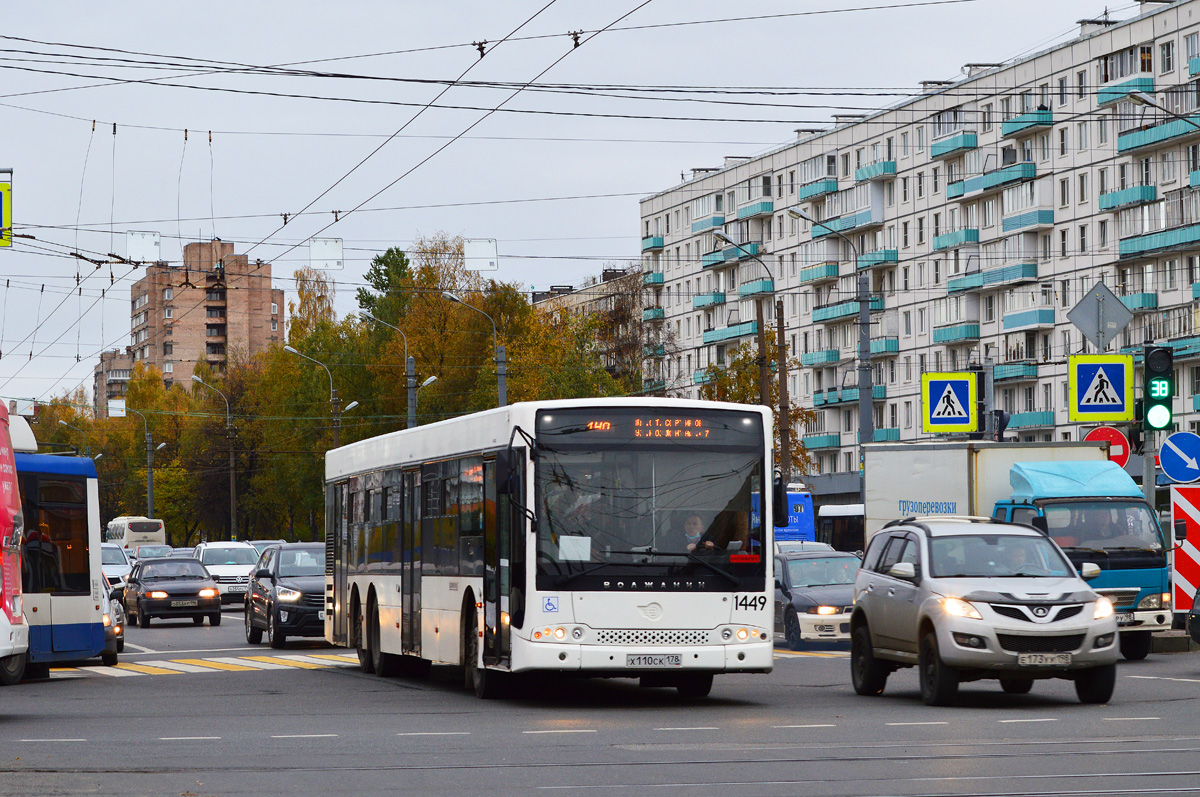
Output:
[{"xmin": 3, "ymin": 609, "xmax": 1200, "ymax": 797}]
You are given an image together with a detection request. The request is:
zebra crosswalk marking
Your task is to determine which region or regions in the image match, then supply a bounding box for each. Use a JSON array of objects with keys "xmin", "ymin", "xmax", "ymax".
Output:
[
  {"xmin": 243, "ymin": 655, "xmax": 326, "ymax": 669},
  {"xmin": 173, "ymin": 657, "xmax": 259, "ymax": 672},
  {"xmin": 113, "ymin": 662, "xmax": 185, "ymax": 675}
]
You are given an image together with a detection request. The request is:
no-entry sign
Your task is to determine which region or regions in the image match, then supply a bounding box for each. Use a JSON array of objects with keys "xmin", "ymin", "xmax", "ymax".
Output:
[{"xmin": 1084, "ymin": 426, "xmax": 1130, "ymax": 469}]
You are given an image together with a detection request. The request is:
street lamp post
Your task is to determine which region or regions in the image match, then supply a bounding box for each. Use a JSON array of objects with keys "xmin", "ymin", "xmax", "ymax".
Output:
[
  {"xmin": 440, "ymin": 292, "xmax": 506, "ymax": 407},
  {"xmin": 790, "ymin": 208, "xmax": 872, "ymax": 502},
  {"xmin": 57, "ymin": 419, "xmax": 89, "ymax": 457},
  {"xmin": 191, "ymin": 375, "xmax": 237, "ymax": 541},
  {"xmin": 283, "ymin": 345, "xmax": 342, "ymax": 448},
  {"xmin": 415, "ymin": 375, "xmax": 437, "ymax": 420},
  {"xmin": 361, "ymin": 312, "xmax": 417, "ymax": 428}
]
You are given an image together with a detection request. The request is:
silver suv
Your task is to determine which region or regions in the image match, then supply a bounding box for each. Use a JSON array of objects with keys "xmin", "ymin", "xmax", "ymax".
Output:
[{"xmin": 850, "ymin": 517, "xmax": 1120, "ymax": 706}]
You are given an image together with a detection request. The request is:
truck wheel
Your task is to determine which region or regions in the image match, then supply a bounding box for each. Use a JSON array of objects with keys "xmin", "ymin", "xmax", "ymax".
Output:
[
  {"xmin": 1000, "ymin": 678, "xmax": 1033, "ymax": 694},
  {"xmin": 1119, "ymin": 631, "xmax": 1152, "ymax": 661},
  {"xmin": 919, "ymin": 632, "xmax": 959, "ymax": 707},
  {"xmin": 851, "ymin": 626, "xmax": 889, "ymax": 696},
  {"xmin": 1075, "ymin": 664, "xmax": 1116, "ymax": 704},
  {"xmin": 784, "ymin": 609, "xmax": 804, "ymax": 651},
  {"xmin": 0, "ymin": 653, "xmax": 26, "ymax": 686}
]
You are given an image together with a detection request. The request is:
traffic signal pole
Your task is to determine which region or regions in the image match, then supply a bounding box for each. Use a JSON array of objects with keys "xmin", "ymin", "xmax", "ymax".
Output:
[{"xmin": 1144, "ymin": 431, "xmax": 1156, "ymax": 507}]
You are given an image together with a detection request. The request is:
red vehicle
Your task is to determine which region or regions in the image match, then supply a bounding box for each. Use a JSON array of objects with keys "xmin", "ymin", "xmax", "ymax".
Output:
[{"xmin": 0, "ymin": 403, "xmax": 27, "ymax": 685}]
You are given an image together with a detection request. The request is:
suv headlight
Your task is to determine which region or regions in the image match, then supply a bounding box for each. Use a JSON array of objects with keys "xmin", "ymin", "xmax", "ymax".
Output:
[
  {"xmin": 277, "ymin": 586, "xmax": 302, "ymax": 602},
  {"xmin": 941, "ymin": 597, "xmax": 982, "ymax": 620},
  {"xmin": 1094, "ymin": 597, "xmax": 1114, "ymax": 620}
]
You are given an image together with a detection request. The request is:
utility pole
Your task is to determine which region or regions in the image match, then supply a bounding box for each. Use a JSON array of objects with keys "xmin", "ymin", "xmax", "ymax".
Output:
[
  {"xmin": 332, "ymin": 387, "xmax": 341, "ymax": 449},
  {"xmin": 407, "ymin": 355, "xmax": 417, "ymax": 428},
  {"xmin": 755, "ymin": 299, "xmax": 770, "ymax": 406},
  {"xmin": 146, "ymin": 431, "xmax": 155, "ymax": 518},
  {"xmin": 775, "ymin": 297, "xmax": 791, "ymax": 484},
  {"xmin": 227, "ymin": 420, "xmax": 237, "ymax": 541}
]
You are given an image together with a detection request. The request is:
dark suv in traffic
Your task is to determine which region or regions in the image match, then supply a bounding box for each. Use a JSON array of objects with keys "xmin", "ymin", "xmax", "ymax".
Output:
[{"xmin": 245, "ymin": 543, "xmax": 325, "ymax": 649}]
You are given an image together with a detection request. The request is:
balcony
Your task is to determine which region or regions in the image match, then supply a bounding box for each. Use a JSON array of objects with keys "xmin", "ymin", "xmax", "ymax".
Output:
[
  {"xmin": 1001, "ymin": 210, "xmax": 1054, "ymax": 232},
  {"xmin": 813, "ymin": 296, "xmax": 883, "ymax": 322},
  {"xmin": 947, "ymin": 162, "xmax": 1037, "ymax": 200},
  {"xmin": 643, "ymin": 379, "xmax": 666, "ymax": 393},
  {"xmin": 1001, "ymin": 109, "xmax": 1053, "ymax": 138},
  {"xmin": 994, "ymin": 362, "xmax": 1038, "ymax": 381},
  {"xmin": 932, "ymin": 323, "xmax": 980, "ymax": 344},
  {"xmin": 799, "ymin": 262, "xmax": 840, "ymax": 283},
  {"xmin": 1192, "ymin": 56, "xmax": 1200, "ymax": 77},
  {"xmin": 932, "ymin": 228, "xmax": 980, "ymax": 251},
  {"xmin": 1119, "ymin": 223, "xmax": 1200, "ymax": 258},
  {"xmin": 855, "ymin": 160, "xmax": 896, "ymax": 182},
  {"xmin": 801, "ymin": 433, "xmax": 842, "ymax": 449},
  {"xmin": 643, "ymin": 344, "xmax": 665, "ymax": 358},
  {"xmin": 832, "ymin": 385, "xmax": 887, "ymax": 404},
  {"xmin": 738, "ymin": 279, "xmax": 774, "ymax": 298},
  {"xmin": 1120, "ymin": 292, "xmax": 1158, "ymax": 312},
  {"xmin": 642, "ymin": 307, "xmax": 665, "ymax": 322},
  {"xmin": 1097, "ymin": 75, "xmax": 1154, "ymax": 106},
  {"xmin": 641, "ymin": 236, "xmax": 664, "ymax": 251},
  {"xmin": 870, "ymin": 337, "xmax": 899, "ymax": 356},
  {"xmin": 702, "ymin": 321, "xmax": 757, "ymax": 344},
  {"xmin": 692, "ymin": 291, "xmax": 725, "ymax": 309},
  {"xmin": 930, "ymin": 131, "xmax": 978, "ymax": 160},
  {"xmin": 796, "ymin": 178, "xmax": 838, "ymax": 201},
  {"xmin": 642, "ymin": 271, "xmax": 664, "ymax": 286},
  {"xmin": 723, "ymin": 241, "xmax": 762, "ymax": 262},
  {"xmin": 801, "ymin": 349, "xmax": 840, "ymax": 367},
  {"xmin": 1117, "ymin": 114, "xmax": 1200, "ymax": 153},
  {"xmin": 1192, "ymin": 170, "xmax": 1200, "ymax": 190},
  {"xmin": 1098, "ymin": 185, "xmax": 1157, "ymax": 211},
  {"xmin": 857, "ymin": 249, "xmax": 898, "ymax": 270},
  {"xmin": 1008, "ymin": 410, "xmax": 1055, "ymax": 429},
  {"xmin": 691, "ymin": 214, "xmax": 725, "ymax": 233},
  {"xmin": 693, "ymin": 369, "xmax": 718, "ymax": 386},
  {"xmin": 701, "ymin": 250, "xmax": 725, "ymax": 268},
  {"xmin": 873, "ymin": 428, "xmax": 900, "ymax": 442},
  {"xmin": 1002, "ymin": 307, "xmax": 1054, "ymax": 331},
  {"xmin": 737, "ymin": 200, "xmax": 774, "ymax": 220}
]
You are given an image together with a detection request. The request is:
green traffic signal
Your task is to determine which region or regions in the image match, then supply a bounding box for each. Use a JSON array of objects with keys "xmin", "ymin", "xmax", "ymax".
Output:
[{"xmin": 1143, "ymin": 346, "xmax": 1174, "ymax": 431}]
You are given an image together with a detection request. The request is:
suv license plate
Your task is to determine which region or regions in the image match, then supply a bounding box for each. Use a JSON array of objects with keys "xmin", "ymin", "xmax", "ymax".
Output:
[
  {"xmin": 626, "ymin": 654, "xmax": 681, "ymax": 668},
  {"xmin": 170, "ymin": 599, "xmax": 198, "ymax": 608},
  {"xmin": 1115, "ymin": 612, "xmax": 1135, "ymax": 626},
  {"xmin": 1017, "ymin": 653, "xmax": 1070, "ymax": 666}
]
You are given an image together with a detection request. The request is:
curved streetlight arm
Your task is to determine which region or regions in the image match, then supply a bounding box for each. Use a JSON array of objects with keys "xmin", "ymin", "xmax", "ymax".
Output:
[
  {"xmin": 441, "ymin": 291, "xmax": 505, "ymax": 407},
  {"xmin": 712, "ymin": 230, "xmax": 774, "ymax": 282},
  {"xmin": 441, "ymin": 292, "xmax": 497, "ymax": 353},
  {"xmin": 283, "ymin": 346, "xmax": 334, "ymax": 401},
  {"xmin": 360, "ymin": 312, "xmax": 408, "ymax": 363},
  {"xmin": 57, "ymin": 419, "xmax": 89, "ymax": 455},
  {"xmin": 191, "ymin": 375, "xmax": 230, "ymax": 421}
]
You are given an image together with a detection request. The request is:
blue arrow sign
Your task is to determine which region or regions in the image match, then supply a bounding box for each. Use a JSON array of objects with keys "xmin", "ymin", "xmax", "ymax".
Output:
[{"xmin": 1161, "ymin": 432, "xmax": 1200, "ymax": 484}]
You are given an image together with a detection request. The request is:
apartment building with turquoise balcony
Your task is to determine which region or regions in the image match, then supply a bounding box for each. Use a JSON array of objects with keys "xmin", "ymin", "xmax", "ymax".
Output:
[{"xmin": 638, "ymin": 0, "xmax": 1200, "ymax": 497}]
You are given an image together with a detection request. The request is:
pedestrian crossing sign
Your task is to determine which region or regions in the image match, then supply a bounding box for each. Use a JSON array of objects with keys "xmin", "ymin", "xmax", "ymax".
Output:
[
  {"xmin": 1068, "ymin": 354, "xmax": 1134, "ymax": 422},
  {"xmin": 921, "ymin": 372, "xmax": 979, "ymax": 434}
]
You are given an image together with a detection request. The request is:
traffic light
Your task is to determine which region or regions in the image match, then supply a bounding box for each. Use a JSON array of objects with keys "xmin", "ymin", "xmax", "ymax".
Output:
[
  {"xmin": 992, "ymin": 410, "xmax": 1011, "ymax": 442},
  {"xmin": 1143, "ymin": 345, "xmax": 1174, "ymax": 431}
]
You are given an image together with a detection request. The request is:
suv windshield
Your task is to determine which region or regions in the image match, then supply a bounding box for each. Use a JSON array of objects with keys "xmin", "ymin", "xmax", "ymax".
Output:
[
  {"xmin": 278, "ymin": 547, "xmax": 324, "ymax": 578},
  {"xmin": 930, "ymin": 533, "xmax": 1074, "ymax": 578},
  {"xmin": 101, "ymin": 547, "xmax": 127, "ymax": 566},
  {"xmin": 787, "ymin": 556, "xmax": 858, "ymax": 587},
  {"xmin": 534, "ymin": 408, "xmax": 765, "ymax": 590},
  {"xmin": 142, "ymin": 560, "xmax": 208, "ymax": 579},
  {"xmin": 201, "ymin": 547, "xmax": 258, "ymax": 566},
  {"xmin": 1042, "ymin": 500, "xmax": 1164, "ymax": 551}
]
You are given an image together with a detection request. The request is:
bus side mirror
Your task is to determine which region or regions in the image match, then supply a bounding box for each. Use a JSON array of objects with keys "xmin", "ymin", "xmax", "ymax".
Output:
[
  {"xmin": 772, "ymin": 469, "xmax": 787, "ymax": 528},
  {"xmin": 1030, "ymin": 516, "xmax": 1048, "ymax": 534},
  {"xmin": 1176, "ymin": 519, "xmax": 1188, "ymax": 541},
  {"xmin": 496, "ymin": 448, "xmax": 519, "ymax": 496}
]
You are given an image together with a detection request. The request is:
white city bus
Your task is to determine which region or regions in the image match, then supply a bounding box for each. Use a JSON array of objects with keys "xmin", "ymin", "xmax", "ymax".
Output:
[
  {"xmin": 105, "ymin": 516, "xmax": 166, "ymax": 551},
  {"xmin": 325, "ymin": 398, "xmax": 782, "ymax": 698}
]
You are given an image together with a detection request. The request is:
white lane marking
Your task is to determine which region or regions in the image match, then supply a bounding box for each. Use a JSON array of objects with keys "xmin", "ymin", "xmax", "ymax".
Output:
[
  {"xmin": 1103, "ymin": 717, "xmax": 1160, "ymax": 721},
  {"xmin": 87, "ymin": 666, "xmax": 141, "ymax": 677},
  {"xmin": 271, "ymin": 734, "xmax": 338, "ymax": 739},
  {"xmin": 998, "ymin": 718, "xmax": 1058, "ymax": 723},
  {"xmin": 654, "ymin": 727, "xmax": 718, "ymax": 731},
  {"xmin": 522, "ymin": 729, "xmax": 598, "ymax": 735},
  {"xmin": 885, "ymin": 722, "xmax": 948, "ymax": 726},
  {"xmin": 123, "ymin": 646, "xmax": 270, "ymax": 657},
  {"xmin": 136, "ymin": 660, "xmax": 213, "ymax": 673},
  {"xmin": 208, "ymin": 656, "xmax": 291, "ymax": 670},
  {"xmin": 1128, "ymin": 675, "xmax": 1200, "ymax": 684},
  {"xmin": 121, "ymin": 642, "xmax": 158, "ymax": 654},
  {"xmin": 159, "ymin": 736, "xmax": 221, "ymax": 741},
  {"xmin": 773, "ymin": 724, "xmax": 836, "ymax": 728},
  {"xmin": 19, "ymin": 738, "xmax": 86, "ymax": 742},
  {"xmin": 397, "ymin": 732, "xmax": 471, "ymax": 736}
]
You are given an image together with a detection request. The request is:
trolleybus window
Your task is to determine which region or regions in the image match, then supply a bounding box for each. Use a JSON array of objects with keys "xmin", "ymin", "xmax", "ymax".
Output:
[
  {"xmin": 18, "ymin": 475, "xmax": 90, "ymax": 594},
  {"xmin": 534, "ymin": 408, "xmax": 766, "ymax": 591}
]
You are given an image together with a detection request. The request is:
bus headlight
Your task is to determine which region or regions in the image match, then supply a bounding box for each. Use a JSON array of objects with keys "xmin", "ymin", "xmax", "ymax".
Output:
[
  {"xmin": 736, "ymin": 628, "xmax": 749, "ymax": 641},
  {"xmin": 553, "ymin": 627, "xmax": 566, "ymax": 640}
]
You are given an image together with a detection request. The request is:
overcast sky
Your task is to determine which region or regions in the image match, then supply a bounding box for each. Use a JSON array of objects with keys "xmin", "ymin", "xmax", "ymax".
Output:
[{"xmin": 0, "ymin": 0, "xmax": 1135, "ymax": 402}]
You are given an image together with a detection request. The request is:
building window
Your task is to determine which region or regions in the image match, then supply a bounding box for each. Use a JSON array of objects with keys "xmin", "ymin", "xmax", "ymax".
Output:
[
  {"xmin": 163, "ymin": 287, "xmax": 173, "ymax": 300},
  {"xmin": 1060, "ymin": 228, "xmax": 1069, "ymax": 257},
  {"xmin": 1059, "ymin": 178, "xmax": 1069, "ymax": 207},
  {"xmin": 1077, "ymin": 70, "xmax": 1086, "ymax": 98},
  {"xmin": 1058, "ymin": 127, "xmax": 1068, "ymax": 156},
  {"xmin": 932, "ymin": 167, "xmax": 940, "ymax": 194},
  {"xmin": 1098, "ymin": 219, "xmax": 1108, "ymax": 248},
  {"xmin": 1078, "ymin": 224, "xmax": 1088, "ymax": 254},
  {"xmin": 1057, "ymin": 77, "xmax": 1067, "ymax": 106},
  {"xmin": 916, "ymin": 172, "xmax": 925, "ymax": 198},
  {"xmin": 1078, "ymin": 173, "xmax": 1088, "ymax": 203},
  {"xmin": 164, "ymin": 363, "xmax": 174, "ymax": 373},
  {"xmin": 1162, "ymin": 40, "xmax": 1174, "ymax": 74},
  {"xmin": 271, "ymin": 319, "xmax": 278, "ymax": 331}
]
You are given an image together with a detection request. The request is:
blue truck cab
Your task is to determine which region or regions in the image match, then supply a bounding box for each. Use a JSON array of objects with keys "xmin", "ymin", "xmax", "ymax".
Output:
[{"xmin": 992, "ymin": 461, "xmax": 1170, "ymax": 660}]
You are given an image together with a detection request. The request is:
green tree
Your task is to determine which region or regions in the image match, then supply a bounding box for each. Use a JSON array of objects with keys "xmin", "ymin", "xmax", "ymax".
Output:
[{"xmin": 356, "ymin": 246, "xmax": 412, "ymax": 324}]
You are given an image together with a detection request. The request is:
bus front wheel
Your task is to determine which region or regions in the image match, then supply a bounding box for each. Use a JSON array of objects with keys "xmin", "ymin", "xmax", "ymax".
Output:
[
  {"xmin": 465, "ymin": 606, "xmax": 503, "ymax": 699},
  {"xmin": 0, "ymin": 653, "xmax": 26, "ymax": 685}
]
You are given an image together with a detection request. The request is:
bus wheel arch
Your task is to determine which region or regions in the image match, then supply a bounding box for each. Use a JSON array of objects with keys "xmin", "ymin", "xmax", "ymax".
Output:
[{"xmin": 351, "ymin": 587, "xmax": 372, "ymax": 674}]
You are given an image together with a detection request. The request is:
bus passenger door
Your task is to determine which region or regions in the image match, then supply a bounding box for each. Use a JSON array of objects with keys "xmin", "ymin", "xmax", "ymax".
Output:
[
  {"xmin": 401, "ymin": 470, "xmax": 421, "ymax": 657},
  {"xmin": 483, "ymin": 453, "xmax": 523, "ymax": 668},
  {"xmin": 330, "ymin": 482, "xmax": 349, "ymax": 645}
]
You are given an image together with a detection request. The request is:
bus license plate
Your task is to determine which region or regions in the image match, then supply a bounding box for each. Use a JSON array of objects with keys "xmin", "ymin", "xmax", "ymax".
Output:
[
  {"xmin": 171, "ymin": 599, "xmax": 198, "ymax": 608},
  {"xmin": 1115, "ymin": 612, "xmax": 1135, "ymax": 626},
  {"xmin": 1017, "ymin": 653, "xmax": 1070, "ymax": 666},
  {"xmin": 626, "ymin": 654, "xmax": 681, "ymax": 668}
]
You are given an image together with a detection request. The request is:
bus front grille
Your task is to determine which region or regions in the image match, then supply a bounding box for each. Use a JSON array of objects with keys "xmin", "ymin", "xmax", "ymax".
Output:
[{"xmin": 594, "ymin": 629, "xmax": 711, "ymax": 646}]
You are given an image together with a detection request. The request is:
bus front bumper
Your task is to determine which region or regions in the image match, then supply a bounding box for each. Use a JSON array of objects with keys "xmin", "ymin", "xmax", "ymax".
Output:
[{"xmin": 513, "ymin": 640, "xmax": 774, "ymax": 674}]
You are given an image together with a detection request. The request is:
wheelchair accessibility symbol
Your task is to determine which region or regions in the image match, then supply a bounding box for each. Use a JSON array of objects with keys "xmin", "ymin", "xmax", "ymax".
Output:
[{"xmin": 542, "ymin": 596, "xmax": 559, "ymax": 613}]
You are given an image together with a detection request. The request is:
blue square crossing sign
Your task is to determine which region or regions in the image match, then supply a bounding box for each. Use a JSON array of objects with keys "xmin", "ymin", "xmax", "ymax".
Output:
[
  {"xmin": 921, "ymin": 372, "xmax": 978, "ymax": 433},
  {"xmin": 1068, "ymin": 354, "xmax": 1133, "ymax": 422}
]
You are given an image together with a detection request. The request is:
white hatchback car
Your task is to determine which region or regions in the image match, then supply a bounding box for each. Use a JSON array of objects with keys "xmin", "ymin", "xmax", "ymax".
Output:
[{"xmin": 192, "ymin": 541, "xmax": 259, "ymax": 604}]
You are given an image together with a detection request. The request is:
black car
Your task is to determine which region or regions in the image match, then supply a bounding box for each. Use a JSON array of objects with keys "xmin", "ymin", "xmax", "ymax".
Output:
[
  {"xmin": 245, "ymin": 543, "xmax": 325, "ymax": 649},
  {"xmin": 118, "ymin": 557, "xmax": 222, "ymax": 627},
  {"xmin": 773, "ymin": 550, "xmax": 860, "ymax": 650}
]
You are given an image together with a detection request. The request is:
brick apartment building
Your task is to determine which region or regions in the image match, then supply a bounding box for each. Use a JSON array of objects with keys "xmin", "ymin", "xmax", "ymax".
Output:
[{"xmin": 93, "ymin": 239, "xmax": 285, "ymax": 417}]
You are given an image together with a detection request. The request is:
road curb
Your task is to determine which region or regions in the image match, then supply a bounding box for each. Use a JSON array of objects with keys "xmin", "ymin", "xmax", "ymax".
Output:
[{"xmin": 1152, "ymin": 631, "xmax": 1200, "ymax": 654}]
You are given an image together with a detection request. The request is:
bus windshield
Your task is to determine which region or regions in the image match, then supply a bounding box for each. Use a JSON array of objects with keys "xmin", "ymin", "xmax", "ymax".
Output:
[
  {"xmin": 1042, "ymin": 500, "xmax": 1165, "ymax": 552},
  {"xmin": 534, "ymin": 408, "xmax": 765, "ymax": 591}
]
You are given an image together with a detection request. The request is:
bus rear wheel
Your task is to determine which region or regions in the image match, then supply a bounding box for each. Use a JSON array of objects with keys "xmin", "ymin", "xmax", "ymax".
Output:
[{"xmin": 0, "ymin": 653, "xmax": 26, "ymax": 685}]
